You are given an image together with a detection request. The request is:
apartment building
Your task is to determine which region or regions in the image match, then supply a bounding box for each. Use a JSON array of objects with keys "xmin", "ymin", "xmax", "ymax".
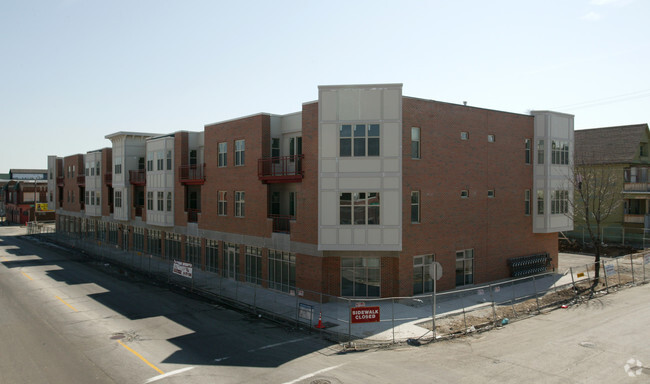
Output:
[
  {"xmin": 50, "ymin": 83, "xmax": 573, "ymax": 297},
  {"xmin": 2, "ymin": 169, "xmax": 50, "ymax": 224}
]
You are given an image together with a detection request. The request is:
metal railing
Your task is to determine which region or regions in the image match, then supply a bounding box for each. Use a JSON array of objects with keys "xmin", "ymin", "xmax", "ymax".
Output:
[
  {"xmin": 269, "ymin": 214, "xmax": 292, "ymax": 233},
  {"xmin": 129, "ymin": 169, "xmax": 146, "ymax": 186},
  {"xmin": 188, "ymin": 209, "xmax": 200, "ymax": 223},
  {"xmin": 258, "ymin": 155, "xmax": 304, "ymax": 183},
  {"xmin": 179, "ymin": 164, "xmax": 205, "ymax": 185}
]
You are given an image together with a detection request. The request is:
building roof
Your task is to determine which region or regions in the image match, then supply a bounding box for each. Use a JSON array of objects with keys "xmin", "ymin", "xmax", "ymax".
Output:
[{"xmin": 574, "ymin": 124, "xmax": 650, "ymax": 165}]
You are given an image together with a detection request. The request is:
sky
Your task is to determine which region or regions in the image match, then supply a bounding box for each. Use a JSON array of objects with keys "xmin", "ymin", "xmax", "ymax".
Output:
[{"xmin": 2, "ymin": 0, "xmax": 649, "ymax": 171}]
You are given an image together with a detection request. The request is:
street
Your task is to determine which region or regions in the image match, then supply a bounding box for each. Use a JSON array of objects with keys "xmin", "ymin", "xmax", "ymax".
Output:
[{"xmin": 1, "ymin": 225, "xmax": 649, "ymax": 383}]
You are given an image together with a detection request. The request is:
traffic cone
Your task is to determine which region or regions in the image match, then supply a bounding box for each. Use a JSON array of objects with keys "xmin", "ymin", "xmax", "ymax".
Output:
[{"xmin": 315, "ymin": 311, "xmax": 325, "ymax": 329}]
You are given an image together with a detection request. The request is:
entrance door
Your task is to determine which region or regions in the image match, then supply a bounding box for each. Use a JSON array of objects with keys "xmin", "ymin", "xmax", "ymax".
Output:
[{"xmin": 226, "ymin": 244, "xmax": 238, "ymax": 279}]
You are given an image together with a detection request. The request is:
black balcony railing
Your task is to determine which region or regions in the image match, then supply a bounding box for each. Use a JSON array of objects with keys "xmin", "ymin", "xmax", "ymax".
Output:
[
  {"xmin": 129, "ymin": 169, "xmax": 146, "ymax": 186},
  {"xmin": 179, "ymin": 164, "xmax": 205, "ymax": 185},
  {"xmin": 258, "ymin": 155, "xmax": 304, "ymax": 183},
  {"xmin": 269, "ymin": 214, "xmax": 292, "ymax": 234},
  {"xmin": 188, "ymin": 209, "xmax": 200, "ymax": 223}
]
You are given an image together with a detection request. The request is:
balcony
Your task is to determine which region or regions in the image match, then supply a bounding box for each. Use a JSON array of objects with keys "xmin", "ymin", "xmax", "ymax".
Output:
[
  {"xmin": 56, "ymin": 176, "xmax": 64, "ymax": 187},
  {"xmin": 179, "ymin": 164, "xmax": 205, "ymax": 185},
  {"xmin": 624, "ymin": 214, "xmax": 646, "ymax": 224},
  {"xmin": 104, "ymin": 172, "xmax": 112, "ymax": 185},
  {"xmin": 188, "ymin": 208, "xmax": 200, "ymax": 223},
  {"xmin": 624, "ymin": 182, "xmax": 650, "ymax": 192},
  {"xmin": 77, "ymin": 175, "xmax": 85, "ymax": 186},
  {"xmin": 134, "ymin": 205, "xmax": 143, "ymax": 217},
  {"xmin": 129, "ymin": 169, "xmax": 146, "ymax": 186},
  {"xmin": 270, "ymin": 214, "xmax": 293, "ymax": 234},
  {"xmin": 258, "ymin": 155, "xmax": 304, "ymax": 184}
]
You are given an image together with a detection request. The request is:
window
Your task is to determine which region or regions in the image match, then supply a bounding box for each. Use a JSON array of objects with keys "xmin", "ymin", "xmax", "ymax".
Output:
[
  {"xmin": 147, "ymin": 229, "xmax": 161, "ymax": 256},
  {"xmin": 157, "ymin": 151, "xmax": 164, "ymax": 170},
  {"xmin": 339, "ymin": 124, "xmax": 380, "ymax": 157},
  {"xmin": 551, "ymin": 190, "xmax": 569, "ymax": 214},
  {"xmin": 461, "ymin": 132, "xmax": 469, "ymax": 140},
  {"xmin": 96, "ymin": 191, "xmax": 100, "ymax": 206},
  {"xmin": 108, "ymin": 222, "xmax": 118, "ymax": 245},
  {"xmin": 165, "ymin": 233, "xmax": 181, "ymax": 260},
  {"xmin": 235, "ymin": 140, "xmax": 245, "ymax": 166},
  {"xmin": 85, "ymin": 162, "xmax": 89, "ymax": 176},
  {"xmin": 186, "ymin": 236, "xmax": 201, "ymax": 266},
  {"xmin": 268, "ymin": 250, "xmax": 296, "ymax": 293},
  {"xmin": 461, "ymin": 190, "xmax": 469, "ymax": 198},
  {"xmin": 413, "ymin": 255, "xmax": 435, "ymax": 294},
  {"xmin": 488, "ymin": 134, "xmax": 495, "ymax": 142},
  {"xmin": 114, "ymin": 158, "xmax": 122, "ymax": 174},
  {"xmin": 525, "ymin": 139, "xmax": 531, "ymax": 164},
  {"xmin": 138, "ymin": 157, "xmax": 145, "ymax": 170},
  {"xmin": 166, "ymin": 192, "xmax": 172, "ymax": 212},
  {"xmin": 218, "ymin": 143, "xmax": 227, "ymax": 167},
  {"xmin": 411, "ymin": 191, "xmax": 420, "ymax": 223},
  {"xmin": 455, "ymin": 249, "xmax": 474, "ymax": 286},
  {"xmin": 157, "ymin": 191, "xmax": 164, "ymax": 211},
  {"xmin": 235, "ymin": 191, "xmax": 245, "ymax": 217},
  {"xmin": 90, "ymin": 191, "xmax": 95, "ymax": 206},
  {"xmin": 537, "ymin": 140, "xmax": 544, "ymax": 164},
  {"xmin": 189, "ymin": 150, "xmax": 197, "ymax": 166},
  {"xmin": 271, "ymin": 138, "xmax": 280, "ymax": 162},
  {"xmin": 133, "ymin": 227, "xmax": 144, "ymax": 252},
  {"xmin": 115, "ymin": 191, "xmax": 122, "ymax": 207},
  {"xmin": 147, "ymin": 152, "xmax": 154, "ymax": 171},
  {"xmin": 487, "ymin": 189, "xmax": 495, "ymax": 198},
  {"xmin": 411, "ymin": 127, "xmax": 421, "ymax": 159},
  {"xmin": 289, "ymin": 192, "xmax": 297, "ymax": 217},
  {"xmin": 222, "ymin": 242, "xmax": 240, "ymax": 279},
  {"xmin": 218, "ymin": 191, "xmax": 227, "ymax": 216},
  {"xmin": 537, "ymin": 190, "xmax": 544, "ymax": 214},
  {"xmin": 525, "ymin": 189, "xmax": 531, "ymax": 215},
  {"xmin": 206, "ymin": 240, "xmax": 219, "ymax": 273},
  {"xmin": 339, "ymin": 192, "xmax": 380, "ymax": 225},
  {"xmin": 96, "ymin": 161, "xmax": 100, "ymax": 175},
  {"xmin": 245, "ymin": 246, "xmax": 262, "ymax": 285},
  {"xmin": 289, "ymin": 137, "xmax": 303, "ymax": 162},
  {"xmin": 166, "ymin": 150, "xmax": 172, "ymax": 170},
  {"xmin": 551, "ymin": 141, "xmax": 569, "ymax": 165},
  {"xmin": 85, "ymin": 191, "xmax": 89, "ymax": 205},
  {"xmin": 90, "ymin": 162, "xmax": 95, "ymax": 176},
  {"xmin": 341, "ymin": 257, "xmax": 380, "ymax": 297},
  {"xmin": 147, "ymin": 191, "xmax": 153, "ymax": 210},
  {"xmin": 271, "ymin": 192, "xmax": 280, "ymax": 215}
]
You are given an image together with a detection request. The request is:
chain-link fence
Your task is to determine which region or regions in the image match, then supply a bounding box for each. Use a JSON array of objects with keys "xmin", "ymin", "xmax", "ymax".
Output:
[{"xmin": 23, "ymin": 222, "xmax": 650, "ymax": 346}]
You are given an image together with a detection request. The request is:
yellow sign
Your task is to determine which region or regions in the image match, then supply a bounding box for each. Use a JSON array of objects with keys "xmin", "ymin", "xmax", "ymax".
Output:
[
  {"xmin": 577, "ymin": 272, "xmax": 585, "ymax": 278},
  {"xmin": 36, "ymin": 203, "xmax": 52, "ymax": 212}
]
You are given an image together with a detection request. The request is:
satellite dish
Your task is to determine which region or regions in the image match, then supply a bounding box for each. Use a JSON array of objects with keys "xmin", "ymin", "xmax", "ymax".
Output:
[{"xmin": 428, "ymin": 261, "xmax": 442, "ymax": 281}]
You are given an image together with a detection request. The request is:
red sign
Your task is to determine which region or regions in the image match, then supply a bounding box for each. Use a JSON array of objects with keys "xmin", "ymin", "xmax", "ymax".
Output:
[{"xmin": 351, "ymin": 306, "xmax": 380, "ymax": 323}]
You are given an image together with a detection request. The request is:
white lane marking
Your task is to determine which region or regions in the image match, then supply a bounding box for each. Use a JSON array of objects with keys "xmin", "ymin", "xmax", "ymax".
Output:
[
  {"xmin": 281, "ymin": 363, "xmax": 346, "ymax": 384},
  {"xmin": 214, "ymin": 356, "xmax": 230, "ymax": 362},
  {"xmin": 247, "ymin": 336, "xmax": 312, "ymax": 353},
  {"xmin": 144, "ymin": 367, "xmax": 194, "ymax": 383}
]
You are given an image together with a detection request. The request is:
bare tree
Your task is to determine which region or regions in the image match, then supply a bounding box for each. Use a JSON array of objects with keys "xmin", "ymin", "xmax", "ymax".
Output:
[{"xmin": 568, "ymin": 158, "xmax": 623, "ymax": 286}]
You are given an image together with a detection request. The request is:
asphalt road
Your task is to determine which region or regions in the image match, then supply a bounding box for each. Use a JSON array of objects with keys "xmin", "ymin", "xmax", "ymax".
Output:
[{"xmin": 2, "ymin": 226, "xmax": 649, "ymax": 383}]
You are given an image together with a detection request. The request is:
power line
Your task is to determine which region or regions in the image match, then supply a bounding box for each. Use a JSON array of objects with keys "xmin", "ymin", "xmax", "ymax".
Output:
[{"xmin": 551, "ymin": 89, "xmax": 650, "ymax": 111}]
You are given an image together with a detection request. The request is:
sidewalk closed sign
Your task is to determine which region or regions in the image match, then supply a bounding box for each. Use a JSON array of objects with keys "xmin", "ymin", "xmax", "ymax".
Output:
[
  {"xmin": 173, "ymin": 261, "xmax": 193, "ymax": 278},
  {"xmin": 351, "ymin": 306, "xmax": 380, "ymax": 323}
]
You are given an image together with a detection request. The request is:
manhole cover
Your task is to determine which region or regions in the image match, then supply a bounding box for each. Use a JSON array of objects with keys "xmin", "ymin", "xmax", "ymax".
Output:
[{"xmin": 110, "ymin": 333, "xmax": 125, "ymax": 340}]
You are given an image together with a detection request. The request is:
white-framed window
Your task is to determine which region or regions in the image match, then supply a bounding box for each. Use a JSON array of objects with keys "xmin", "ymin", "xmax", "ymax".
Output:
[
  {"xmin": 157, "ymin": 191, "xmax": 164, "ymax": 211},
  {"xmin": 488, "ymin": 189, "xmax": 495, "ymax": 198},
  {"xmin": 166, "ymin": 192, "xmax": 172, "ymax": 212},
  {"xmin": 537, "ymin": 190, "xmax": 544, "ymax": 214},
  {"xmin": 461, "ymin": 131, "xmax": 469, "ymax": 140},
  {"xmin": 271, "ymin": 138, "xmax": 280, "ymax": 161},
  {"xmin": 537, "ymin": 140, "xmax": 544, "ymax": 164},
  {"xmin": 218, "ymin": 142, "xmax": 227, "ymax": 167},
  {"xmin": 147, "ymin": 152, "xmax": 154, "ymax": 171},
  {"xmin": 413, "ymin": 254, "xmax": 435, "ymax": 294},
  {"xmin": 411, "ymin": 127, "xmax": 421, "ymax": 159},
  {"xmin": 551, "ymin": 190, "xmax": 569, "ymax": 214},
  {"xmin": 114, "ymin": 157, "xmax": 122, "ymax": 174},
  {"xmin": 157, "ymin": 151, "xmax": 164, "ymax": 170},
  {"xmin": 218, "ymin": 191, "xmax": 227, "ymax": 216},
  {"xmin": 246, "ymin": 246, "xmax": 262, "ymax": 285},
  {"xmin": 115, "ymin": 190, "xmax": 122, "ymax": 207},
  {"xmin": 455, "ymin": 249, "xmax": 474, "ymax": 286},
  {"xmin": 206, "ymin": 239, "xmax": 219, "ymax": 273},
  {"xmin": 488, "ymin": 134, "xmax": 495, "ymax": 143},
  {"xmin": 525, "ymin": 139, "xmax": 531, "ymax": 164},
  {"xmin": 525, "ymin": 189, "xmax": 531, "ymax": 215},
  {"xmin": 235, "ymin": 191, "xmax": 245, "ymax": 217},
  {"xmin": 551, "ymin": 141, "xmax": 569, "ymax": 165},
  {"xmin": 339, "ymin": 124, "xmax": 380, "ymax": 157},
  {"xmin": 90, "ymin": 191, "xmax": 95, "ymax": 206},
  {"xmin": 289, "ymin": 137, "xmax": 302, "ymax": 162},
  {"xmin": 339, "ymin": 192, "xmax": 380, "ymax": 225},
  {"xmin": 166, "ymin": 150, "xmax": 172, "ymax": 170},
  {"xmin": 268, "ymin": 250, "xmax": 296, "ymax": 293},
  {"xmin": 461, "ymin": 190, "xmax": 469, "ymax": 198},
  {"xmin": 235, "ymin": 139, "xmax": 245, "ymax": 166},
  {"xmin": 96, "ymin": 191, "xmax": 100, "ymax": 206},
  {"xmin": 147, "ymin": 191, "xmax": 153, "ymax": 210},
  {"xmin": 411, "ymin": 191, "xmax": 420, "ymax": 223}
]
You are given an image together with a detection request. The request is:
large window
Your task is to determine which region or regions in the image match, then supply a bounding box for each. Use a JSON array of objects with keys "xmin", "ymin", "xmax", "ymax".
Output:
[
  {"xmin": 147, "ymin": 152, "xmax": 154, "ymax": 171},
  {"xmin": 339, "ymin": 124, "xmax": 380, "ymax": 157},
  {"xmin": 218, "ymin": 191, "xmax": 227, "ymax": 216},
  {"xmin": 525, "ymin": 139, "xmax": 531, "ymax": 164},
  {"xmin": 235, "ymin": 139, "xmax": 245, "ymax": 166},
  {"xmin": 525, "ymin": 189, "xmax": 531, "ymax": 215},
  {"xmin": 114, "ymin": 191, "xmax": 122, "ymax": 208},
  {"xmin": 271, "ymin": 138, "xmax": 280, "ymax": 163},
  {"xmin": 156, "ymin": 151, "xmax": 164, "ymax": 170},
  {"xmin": 235, "ymin": 191, "xmax": 245, "ymax": 217},
  {"xmin": 186, "ymin": 236, "xmax": 201, "ymax": 266},
  {"xmin": 341, "ymin": 257, "xmax": 380, "ymax": 297},
  {"xmin": 108, "ymin": 222, "xmax": 118, "ymax": 245},
  {"xmin": 133, "ymin": 227, "xmax": 144, "ymax": 252},
  {"xmin": 223, "ymin": 242, "xmax": 240, "ymax": 279},
  {"xmin": 339, "ymin": 192, "xmax": 380, "ymax": 225},
  {"xmin": 268, "ymin": 250, "xmax": 295, "ymax": 293},
  {"xmin": 455, "ymin": 249, "xmax": 474, "ymax": 286},
  {"xmin": 218, "ymin": 142, "xmax": 227, "ymax": 167},
  {"xmin": 165, "ymin": 233, "xmax": 181, "ymax": 260},
  {"xmin": 551, "ymin": 141, "xmax": 569, "ymax": 165},
  {"xmin": 537, "ymin": 140, "xmax": 544, "ymax": 164},
  {"xmin": 114, "ymin": 157, "xmax": 122, "ymax": 174},
  {"xmin": 157, "ymin": 192, "xmax": 164, "ymax": 211},
  {"xmin": 551, "ymin": 190, "xmax": 569, "ymax": 214},
  {"xmin": 413, "ymin": 254, "xmax": 435, "ymax": 295},
  {"xmin": 166, "ymin": 150, "xmax": 172, "ymax": 170},
  {"xmin": 206, "ymin": 240, "xmax": 219, "ymax": 273},
  {"xmin": 245, "ymin": 246, "xmax": 262, "ymax": 285},
  {"xmin": 411, "ymin": 127, "xmax": 420, "ymax": 159},
  {"xmin": 411, "ymin": 191, "xmax": 420, "ymax": 223},
  {"xmin": 147, "ymin": 229, "xmax": 162, "ymax": 256},
  {"xmin": 537, "ymin": 190, "xmax": 544, "ymax": 215},
  {"xmin": 166, "ymin": 192, "xmax": 172, "ymax": 212},
  {"xmin": 147, "ymin": 191, "xmax": 153, "ymax": 210}
]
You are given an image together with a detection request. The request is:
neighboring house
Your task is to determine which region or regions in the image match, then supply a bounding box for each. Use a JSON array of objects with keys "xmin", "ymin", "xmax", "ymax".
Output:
[
  {"xmin": 51, "ymin": 83, "xmax": 574, "ymax": 297},
  {"xmin": 574, "ymin": 123, "xmax": 650, "ymax": 232},
  {"xmin": 2, "ymin": 169, "xmax": 51, "ymax": 225}
]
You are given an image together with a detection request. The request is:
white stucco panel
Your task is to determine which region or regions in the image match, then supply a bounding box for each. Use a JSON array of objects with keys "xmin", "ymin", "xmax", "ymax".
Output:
[
  {"xmin": 338, "ymin": 89, "xmax": 360, "ymax": 121},
  {"xmin": 321, "ymin": 124, "xmax": 338, "ymax": 157},
  {"xmin": 382, "ymin": 190, "xmax": 400, "ymax": 226},
  {"xmin": 322, "ymin": 159, "xmax": 338, "ymax": 173},
  {"xmin": 339, "ymin": 177, "xmax": 382, "ymax": 190},
  {"xmin": 367, "ymin": 228, "xmax": 382, "ymax": 244},
  {"xmin": 353, "ymin": 228, "xmax": 366, "ymax": 245},
  {"xmin": 383, "ymin": 177, "xmax": 400, "ymax": 189},
  {"xmin": 359, "ymin": 89, "xmax": 382, "ymax": 121},
  {"xmin": 321, "ymin": 228, "xmax": 338, "ymax": 244},
  {"xmin": 383, "ymin": 158, "xmax": 400, "ymax": 173},
  {"xmin": 339, "ymin": 158, "xmax": 381, "ymax": 173},
  {"xmin": 338, "ymin": 228, "xmax": 352, "ymax": 245},
  {"xmin": 321, "ymin": 177, "xmax": 337, "ymax": 190},
  {"xmin": 383, "ymin": 89, "xmax": 401, "ymax": 120},
  {"xmin": 382, "ymin": 122, "xmax": 400, "ymax": 157},
  {"xmin": 321, "ymin": 191, "xmax": 338, "ymax": 225},
  {"xmin": 383, "ymin": 228, "xmax": 399, "ymax": 245},
  {"xmin": 321, "ymin": 91, "xmax": 338, "ymax": 121}
]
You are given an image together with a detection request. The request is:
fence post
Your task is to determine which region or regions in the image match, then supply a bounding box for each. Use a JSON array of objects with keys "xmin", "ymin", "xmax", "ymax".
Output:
[
  {"xmin": 602, "ymin": 260, "xmax": 609, "ymax": 294},
  {"xmin": 630, "ymin": 255, "xmax": 635, "ymax": 285},
  {"xmin": 489, "ymin": 284, "xmax": 497, "ymax": 325},
  {"xmin": 532, "ymin": 275, "xmax": 541, "ymax": 313},
  {"xmin": 347, "ymin": 299, "xmax": 352, "ymax": 347},
  {"xmin": 510, "ymin": 281, "xmax": 517, "ymax": 318},
  {"xmin": 391, "ymin": 298, "xmax": 395, "ymax": 344},
  {"xmin": 570, "ymin": 266, "xmax": 577, "ymax": 295},
  {"xmin": 616, "ymin": 257, "xmax": 622, "ymax": 286}
]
